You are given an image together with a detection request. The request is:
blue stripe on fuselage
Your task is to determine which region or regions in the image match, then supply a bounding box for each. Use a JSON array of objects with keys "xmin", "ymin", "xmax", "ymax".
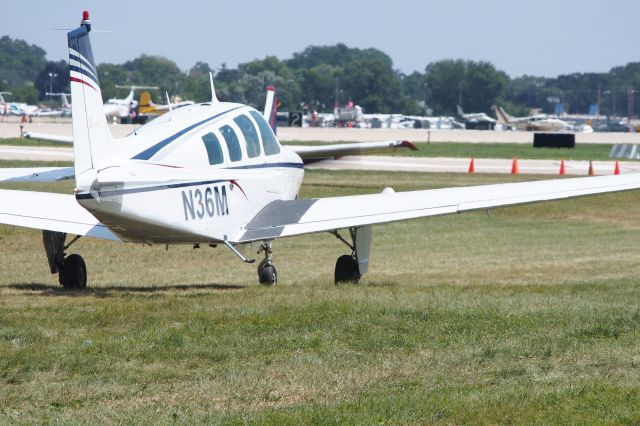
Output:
[
  {"xmin": 74, "ymin": 162, "xmax": 303, "ymax": 200},
  {"xmin": 131, "ymin": 106, "xmax": 244, "ymax": 160}
]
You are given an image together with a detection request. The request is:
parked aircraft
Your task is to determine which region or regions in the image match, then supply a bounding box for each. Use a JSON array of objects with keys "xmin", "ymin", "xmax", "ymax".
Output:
[
  {"xmin": 494, "ymin": 105, "xmax": 569, "ymax": 132},
  {"xmin": 103, "ymin": 85, "xmax": 158, "ymax": 123},
  {"xmin": 46, "ymin": 92, "xmax": 72, "ymax": 116},
  {"xmin": 0, "ymin": 92, "xmax": 11, "ymax": 115},
  {"xmin": 137, "ymin": 91, "xmax": 194, "ymax": 122},
  {"xmin": 1, "ymin": 11, "xmax": 640, "ymax": 290},
  {"xmin": 457, "ymin": 105, "xmax": 496, "ymax": 130}
]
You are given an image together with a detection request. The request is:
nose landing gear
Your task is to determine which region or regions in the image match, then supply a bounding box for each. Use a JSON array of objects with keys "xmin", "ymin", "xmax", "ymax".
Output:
[{"xmin": 257, "ymin": 241, "xmax": 277, "ymax": 285}]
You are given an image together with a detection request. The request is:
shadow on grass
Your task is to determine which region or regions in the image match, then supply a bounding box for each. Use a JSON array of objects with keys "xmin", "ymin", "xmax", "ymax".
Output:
[{"xmin": 7, "ymin": 282, "xmax": 245, "ymax": 297}]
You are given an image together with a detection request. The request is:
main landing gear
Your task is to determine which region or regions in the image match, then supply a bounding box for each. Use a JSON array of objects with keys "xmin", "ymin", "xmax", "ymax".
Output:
[
  {"xmin": 331, "ymin": 226, "xmax": 371, "ymax": 285},
  {"xmin": 257, "ymin": 241, "xmax": 277, "ymax": 285},
  {"xmin": 42, "ymin": 230, "xmax": 87, "ymax": 289}
]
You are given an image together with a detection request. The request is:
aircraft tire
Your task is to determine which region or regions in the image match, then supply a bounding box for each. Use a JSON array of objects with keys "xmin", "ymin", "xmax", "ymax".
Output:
[
  {"xmin": 258, "ymin": 264, "xmax": 277, "ymax": 286},
  {"xmin": 334, "ymin": 254, "xmax": 360, "ymax": 285},
  {"xmin": 59, "ymin": 254, "xmax": 87, "ymax": 289}
]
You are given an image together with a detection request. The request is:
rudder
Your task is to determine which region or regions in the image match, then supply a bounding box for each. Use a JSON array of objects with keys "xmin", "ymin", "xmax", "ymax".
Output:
[{"xmin": 68, "ymin": 11, "xmax": 113, "ymax": 176}]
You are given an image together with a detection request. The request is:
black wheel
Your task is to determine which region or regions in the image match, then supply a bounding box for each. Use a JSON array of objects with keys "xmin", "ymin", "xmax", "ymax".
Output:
[
  {"xmin": 258, "ymin": 263, "xmax": 277, "ymax": 286},
  {"xmin": 334, "ymin": 254, "xmax": 361, "ymax": 285},
  {"xmin": 59, "ymin": 254, "xmax": 87, "ymax": 289}
]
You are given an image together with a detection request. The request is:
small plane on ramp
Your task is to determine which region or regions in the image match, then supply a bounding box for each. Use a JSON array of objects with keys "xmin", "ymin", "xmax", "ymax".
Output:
[
  {"xmin": 1, "ymin": 11, "xmax": 640, "ymax": 289},
  {"xmin": 494, "ymin": 105, "xmax": 569, "ymax": 132}
]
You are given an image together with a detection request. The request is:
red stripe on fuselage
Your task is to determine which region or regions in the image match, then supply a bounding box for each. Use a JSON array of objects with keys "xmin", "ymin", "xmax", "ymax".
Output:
[{"xmin": 70, "ymin": 76, "xmax": 97, "ymax": 92}]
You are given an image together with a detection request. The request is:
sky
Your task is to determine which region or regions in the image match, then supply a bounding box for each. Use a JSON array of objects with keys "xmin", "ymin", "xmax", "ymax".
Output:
[{"xmin": 3, "ymin": 0, "xmax": 639, "ymax": 78}]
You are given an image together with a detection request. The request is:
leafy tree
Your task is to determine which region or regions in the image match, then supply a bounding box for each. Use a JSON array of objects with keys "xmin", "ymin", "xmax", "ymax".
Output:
[
  {"xmin": 12, "ymin": 83, "xmax": 39, "ymax": 104},
  {"xmin": 425, "ymin": 59, "xmax": 507, "ymax": 115},
  {"xmin": 97, "ymin": 63, "xmax": 131, "ymax": 100},
  {"xmin": 0, "ymin": 36, "xmax": 47, "ymax": 89},
  {"xmin": 34, "ymin": 60, "xmax": 69, "ymax": 101}
]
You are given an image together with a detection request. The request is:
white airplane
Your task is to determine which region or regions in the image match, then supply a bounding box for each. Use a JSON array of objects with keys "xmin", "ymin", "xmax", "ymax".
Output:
[
  {"xmin": 8, "ymin": 101, "xmax": 40, "ymax": 116},
  {"xmin": 46, "ymin": 92, "xmax": 72, "ymax": 116},
  {"xmin": 103, "ymin": 85, "xmax": 158, "ymax": 123},
  {"xmin": 0, "ymin": 92, "xmax": 11, "ymax": 115},
  {"xmin": 2, "ymin": 11, "xmax": 640, "ymax": 290},
  {"xmin": 494, "ymin": 105, "xmax": 569, "ymax": 132},
  {"xmin": 457, "ymin": 105, "xmax": 496, "ymax": 130},
  {"xmin": 137, "ymin": 91, "xmax": 194, "ymax": 121}
]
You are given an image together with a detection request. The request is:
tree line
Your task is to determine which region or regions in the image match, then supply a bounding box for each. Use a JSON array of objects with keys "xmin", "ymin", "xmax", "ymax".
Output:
[{"xmin": 1, "ymin": 35, "xmax": 638, "ymax": 117}]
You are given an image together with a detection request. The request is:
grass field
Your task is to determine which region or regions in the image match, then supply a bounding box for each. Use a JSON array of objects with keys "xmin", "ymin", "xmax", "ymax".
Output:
[
  {"xmin": 2, "ymin": 168, "xmax": 640, "ymax": 423},
  {"xmin": 6, "ymin": 135, "xmax": 617, "ymax": 161},
  {"xmin": 0, "ymin": 137, "xmax": 71, "ymax": 147}
]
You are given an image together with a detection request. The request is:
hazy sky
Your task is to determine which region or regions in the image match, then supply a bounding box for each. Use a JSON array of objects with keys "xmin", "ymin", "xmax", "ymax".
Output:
[{"xmin": 3, "ymin": 0, "xmax": 638, "ymax": 77}]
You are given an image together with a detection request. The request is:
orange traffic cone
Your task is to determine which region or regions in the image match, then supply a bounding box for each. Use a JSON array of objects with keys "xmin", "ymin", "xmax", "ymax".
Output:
[
  {"xmin": 614, "ymin": 160, "xmax": 621, "ymax": 175},
  {"xmin": 511, "ymin": 157, "xmax": 519, "ymax": 175},
  {"xmin": 468, "ymin": 158, "xmax": 475, "ymax": 174},
  {"xmin": 588, "ymin": 160, "xmax": 595, "ymax": 176},
  {"xmin": 559, "ymin": 159, "xmax": 566, "ymax": 176}
]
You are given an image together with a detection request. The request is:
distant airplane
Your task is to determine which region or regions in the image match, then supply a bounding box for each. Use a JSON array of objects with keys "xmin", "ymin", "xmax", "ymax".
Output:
[
  {"xmin": 494, "ymin": 105, "xmax": 569, "ymax": 132},
  {"xmin": 457, "ymin": 105, "xmax": 496, "ymax": 130},
  {"xmin": 0, "ymin": 92, "xmax": 11, "ymax": 115},
  {"xmin": 137, "ymin": 91, "xmax": 194, "ymax": 122},
  {"xmin": 103, "ymin": 85, "xmax": 158, "ymax": 123},
  {"xmin": 46, "ymin": 92, "xmax": 72, "ymax": 116},
  {"xmin": 1, "ymin": 11, "xmax": 640, "ymax": 290}
]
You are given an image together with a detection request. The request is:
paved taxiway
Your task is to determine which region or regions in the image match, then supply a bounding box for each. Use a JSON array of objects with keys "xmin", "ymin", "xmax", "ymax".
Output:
[
  {"xmin": 2, "ymin": 119, "xmax": 640, "ymax": 144},
  {"xmin": 0, "ymin": 144, "xmax": 636, "ymax": 176}
]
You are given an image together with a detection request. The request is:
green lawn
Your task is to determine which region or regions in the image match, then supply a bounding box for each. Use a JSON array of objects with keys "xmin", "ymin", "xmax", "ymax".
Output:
[
  {"xmin": 0, "ymin": 137, "xmax": 71, "ymax": 148},
  {"xmin": 1, "ymin": 168, "xmax": 640, "ymax": 423}
]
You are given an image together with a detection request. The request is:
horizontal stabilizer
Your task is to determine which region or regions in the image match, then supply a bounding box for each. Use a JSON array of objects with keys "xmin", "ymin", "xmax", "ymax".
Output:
[
  {"xmin": 0, "ymin": 189, "xmax": 118, "ymax": 240},
  {"xmin": 287, "ymin": 140, "xmax": 417, "ymax": 163},
  {"xmin": 0, "ymin": 167, "xmax": 75, "ymax": 182},
  {"xmin": 23, "ymin": 131, "xmax": 74, "ymax": 144}
]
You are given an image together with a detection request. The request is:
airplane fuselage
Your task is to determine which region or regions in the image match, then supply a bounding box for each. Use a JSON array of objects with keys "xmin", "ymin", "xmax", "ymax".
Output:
[{"xmin": 74, "ymin": 101, "xmax": 304, "ymax": 244}]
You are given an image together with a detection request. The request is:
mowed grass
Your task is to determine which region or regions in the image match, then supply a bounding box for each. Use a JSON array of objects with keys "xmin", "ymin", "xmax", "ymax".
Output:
[
  {"xmin": 0, "ymin": 137, "xmax": 71, "ymax": 147},
  {"xmin": 2, "ymin": 169, "xmax": 640, "ymax": 423},
  {"xmin": 284, "ymin": 141, "xmax": 616, "ymax": 161}
]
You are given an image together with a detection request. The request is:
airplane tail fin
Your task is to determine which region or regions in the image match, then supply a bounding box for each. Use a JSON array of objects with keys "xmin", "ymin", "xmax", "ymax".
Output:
[
  {"xmin": 67, "ymin": 11, "xmax": 113, "ymax": 176},
  {"xmin": 263, "ymin": 86, "xmax": 278, "ymax": 134},
  {"xmin": 494, "ymin": 105, "xmax": 512, "ymax": 124},
  {"xmin": 138, "ymin": 91, "xmax": 155, "ymax": 114}
]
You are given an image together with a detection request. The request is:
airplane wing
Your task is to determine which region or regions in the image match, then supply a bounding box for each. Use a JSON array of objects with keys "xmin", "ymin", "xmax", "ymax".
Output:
[
  {"xmin": 286, "ymin": 140, "xmax": 417, "ymax": 163},
  {"xmin": 0, "ymin": 189, "xmax": 118, "ymax": 240},
  {"xmin": 237, "ymin": 174, "xmax": 640, "ymax": 242},
  {"xmin": 0, "ymin": 167, "xmax": 75, "ymax": 182},
  {"xmin": 23, "ymin": 131, "xmax": 74, "ymax": 144}
]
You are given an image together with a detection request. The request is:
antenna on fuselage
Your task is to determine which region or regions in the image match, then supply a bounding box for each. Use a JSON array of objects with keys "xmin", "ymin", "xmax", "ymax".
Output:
[
  {"xmin": 165, "ymin": 91, "xmax": 173, "ymax": 112},
  {"xmin": 209, "ymin": 72, "xmax": 219, "ymax": 103}
]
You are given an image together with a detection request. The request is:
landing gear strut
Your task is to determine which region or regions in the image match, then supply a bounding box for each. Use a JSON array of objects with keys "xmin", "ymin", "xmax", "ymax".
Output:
[
  {"xmin": 42, "ymin": 230, "xmax": 87, "ymax": 289},
  {"xmin": 257, "ymin": 241, "xmax": 277, "ymax": 285},
  {"xmin": 331, "ymin": 226, "xmax": 372, "ymax": 285}
]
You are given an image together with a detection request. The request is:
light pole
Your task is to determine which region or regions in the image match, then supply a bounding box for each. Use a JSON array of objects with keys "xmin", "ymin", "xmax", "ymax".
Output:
[{"xmin": 48, "ymin": 72, "xmax": 58, "ymax": 103}]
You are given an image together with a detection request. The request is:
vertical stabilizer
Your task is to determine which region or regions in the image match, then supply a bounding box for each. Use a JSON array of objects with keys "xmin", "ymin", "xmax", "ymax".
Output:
[
  {"xmin": 263, "ymin": 86, "xmax": 278, "ymax": 133},
  {"xmin": 67, "ymin": 11, "xmax": 113, "ymax": 174},
  {"xmin": 494, "ymin": 106, "xmax": 512, "ymax": 124}
]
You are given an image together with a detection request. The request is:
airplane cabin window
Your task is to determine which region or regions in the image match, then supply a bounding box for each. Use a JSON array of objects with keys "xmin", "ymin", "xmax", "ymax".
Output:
[
  {"xmin": 220, "ymin": 125, "xmax": 242, "ymax": 162},
  {"xmin": 250, "ymin": 111, "xmax": 280, "ymax": 155},
  {"xmin": 234, "ymin": 115, "xmax": 261, "ymax": 158},
  {"xmin": 201, "ymin": 132, "xmax": 224, "ymax": 165}
]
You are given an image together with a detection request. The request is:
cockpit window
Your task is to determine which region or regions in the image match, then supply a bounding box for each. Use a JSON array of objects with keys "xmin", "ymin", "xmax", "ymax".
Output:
[
  {"xmin": 220, "ymin": 125, "xmax": 242, "ymax": 162},
  {"xmin": 234, "ymin": 114, "xmax": 261, "ymax": 158},
  {"xmin": 250, "ymin": 111, "xmax": 280, "ymax": 155},
  {"xmin": 201, "ymin": 132, "xmax": 224, "ymax": 165}
]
